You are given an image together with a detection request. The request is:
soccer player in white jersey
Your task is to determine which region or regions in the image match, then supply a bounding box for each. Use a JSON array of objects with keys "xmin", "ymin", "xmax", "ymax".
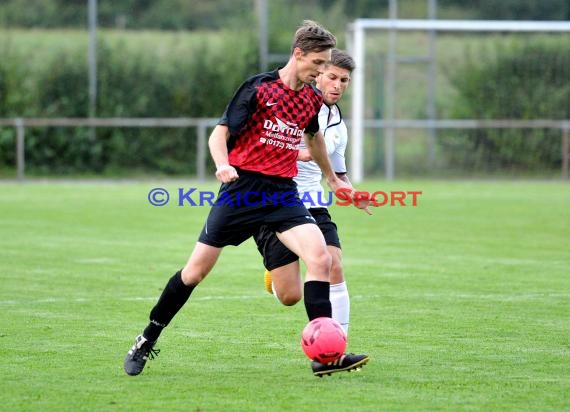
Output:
[{"xmin": 254, "ymin": 49, "xmax": 371, "ymax": 376}]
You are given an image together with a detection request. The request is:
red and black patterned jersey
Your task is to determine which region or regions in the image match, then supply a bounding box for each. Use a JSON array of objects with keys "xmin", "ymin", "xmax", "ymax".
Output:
[{"xmin": 218, "ymin": 70, "xmax": 322, "ymax": 178}]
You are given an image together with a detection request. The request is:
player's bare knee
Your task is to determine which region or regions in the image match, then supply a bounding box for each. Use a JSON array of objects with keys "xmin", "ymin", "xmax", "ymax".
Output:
[
  {"xmin": 304, "ymin": 250, "xmax": 332, "ymax": 281},
  {"xmin": 278, "ymin": 291, "xmax": 302, "ymax": 306},
  {"xmin": 180, "ymin": 266, "xmax": 206, "ymax": 285},
  {"xmin": 330, "ymin": 265, "xmax": 344, "ymax": 285},
  {"xmin": 315, "ymin": 249, "xmax": 333, "ymax": 272}
]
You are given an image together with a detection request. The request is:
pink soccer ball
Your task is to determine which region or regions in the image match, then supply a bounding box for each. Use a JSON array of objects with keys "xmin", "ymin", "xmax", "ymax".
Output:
[{"xmin": 301, "ymin": 317, "xmax": 347, "ymax": 363}]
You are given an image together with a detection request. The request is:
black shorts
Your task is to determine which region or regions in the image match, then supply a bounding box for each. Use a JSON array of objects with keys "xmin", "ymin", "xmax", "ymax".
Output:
[
  {"xmin": 198, "ymin": 169, "xmax": 317, "ymax": 248},
  {"xmin": 254, "ymin": 207, "xmax": 341, "ymax": 271}
]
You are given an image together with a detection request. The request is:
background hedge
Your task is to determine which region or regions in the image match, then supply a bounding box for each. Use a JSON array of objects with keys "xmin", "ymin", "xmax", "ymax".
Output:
[
  {"xmin": 439, "ymin": 37, "xmax": 570, "ymax": 173},
  {"xmin": 0, "ymin": 31, "xmax": 258, "ymax": 175},
  {"xmin": 1, "ymin": 0, "xmax": 568, "ymax": 176},
  {"xmin": 1, "ymin": 0, "xmax": 567, "ymax": 29}
]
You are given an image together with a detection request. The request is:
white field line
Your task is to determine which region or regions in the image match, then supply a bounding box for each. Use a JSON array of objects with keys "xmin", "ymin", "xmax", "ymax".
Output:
[
  {"xmin": 1, "ymin": 292, "xmax": 569, "ymax": 306},
  {"xmin": 0, "ymin": 295, "xmax": 266, "ymax": 305}
]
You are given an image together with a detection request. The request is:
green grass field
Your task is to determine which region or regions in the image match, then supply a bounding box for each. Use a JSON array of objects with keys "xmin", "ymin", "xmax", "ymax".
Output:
[{"xmin": 1, "ymin": 179, "xmax": 569, "ymax": 411}]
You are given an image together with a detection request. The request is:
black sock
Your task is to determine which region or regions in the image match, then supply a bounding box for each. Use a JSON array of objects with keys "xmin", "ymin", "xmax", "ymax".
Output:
[
  {"xmin": 143, "ymin": 270, "xmax": 195, "ymax": 341},
  {"xmin": 304, "ymin": 280, "xmax": 332, "ymax": 320}
]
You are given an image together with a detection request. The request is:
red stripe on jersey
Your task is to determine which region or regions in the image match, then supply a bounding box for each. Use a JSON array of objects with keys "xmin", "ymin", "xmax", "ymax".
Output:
[{"xmin": 228, "ymin": 78, "xmax": 322, "ymax": 178}]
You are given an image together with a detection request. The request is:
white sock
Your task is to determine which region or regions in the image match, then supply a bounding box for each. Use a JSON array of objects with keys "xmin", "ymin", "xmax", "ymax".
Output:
[{"xmin": 330, "ymin": 281, "xmax": 350, "ymax": 336}]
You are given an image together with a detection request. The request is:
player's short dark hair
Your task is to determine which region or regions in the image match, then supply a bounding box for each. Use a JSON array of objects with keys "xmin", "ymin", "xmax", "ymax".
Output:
[
  {"xmin": 328, "ymin": 49, "xmax": 356, "ymax": 73},
  {"xmin": 291, "ymin": 20, "xmax": 337, "ymax": 54}
]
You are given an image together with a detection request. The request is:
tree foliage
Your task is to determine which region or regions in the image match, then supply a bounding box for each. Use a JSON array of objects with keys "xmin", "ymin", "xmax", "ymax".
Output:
[{"xmin": 1, "ymin": 0, "xmax": 567, "ymax": 30}]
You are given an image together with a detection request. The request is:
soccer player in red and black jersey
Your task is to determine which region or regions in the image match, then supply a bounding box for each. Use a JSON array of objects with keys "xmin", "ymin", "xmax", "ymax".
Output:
[
  {"xmin": 124, "ymin": 20, "xmax": 369, "ymax": 377},
  {"xmin": 255, "ymin": 50, "xmax": 370, "ymax": 376}
]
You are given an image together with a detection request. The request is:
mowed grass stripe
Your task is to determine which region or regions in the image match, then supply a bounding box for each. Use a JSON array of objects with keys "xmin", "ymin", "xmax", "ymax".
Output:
[{"xmin": 0, "ymin": 180, "xmax": 568, "ymax": 411}]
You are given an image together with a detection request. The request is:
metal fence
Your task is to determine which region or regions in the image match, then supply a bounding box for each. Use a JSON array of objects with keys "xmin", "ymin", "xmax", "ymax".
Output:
[
  {"xmin": 0, "ymin": 117, "xmax": 568, "ymax": 181},
  {"xmin": 0, "ymin": 117, "xmax": 219, "ymax": 181},
  {"xmin": 353, "ymin": 118, "xmax": 570, "ymax": 180}
]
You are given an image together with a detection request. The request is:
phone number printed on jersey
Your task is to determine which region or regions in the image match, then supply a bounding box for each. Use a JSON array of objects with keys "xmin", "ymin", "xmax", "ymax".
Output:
[{"xmin": 259, "ymin": 136, "xmax": 299, "ymax": 150}]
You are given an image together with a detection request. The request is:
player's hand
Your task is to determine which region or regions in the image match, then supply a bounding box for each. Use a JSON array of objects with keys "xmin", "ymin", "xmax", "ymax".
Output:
[
  {"xmin": 297, "ymin": 149, "xmax": 312, "ymax": 162},
  {"xmin": 215, "ymin": 164, "xmax": 239, "ymax": 183},
  {"xmin": 353, "ymin": 193, "xmax": 373, "ymax": 215},
  {"xmin": 334, "ymin": 186, "xmax": 374, "ymax": 215},
  {"xmin": 329, "ymin": 178, "xmax": 370, "ymax": 214}
]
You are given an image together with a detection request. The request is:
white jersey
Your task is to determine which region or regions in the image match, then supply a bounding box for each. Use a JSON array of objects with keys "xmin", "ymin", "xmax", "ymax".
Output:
[{"xmin": 295, "ymin": 103, "xmax": 348, "ymax": 209}]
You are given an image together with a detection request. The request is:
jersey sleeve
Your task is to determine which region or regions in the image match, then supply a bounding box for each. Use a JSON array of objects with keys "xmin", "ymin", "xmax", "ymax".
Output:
[
  {"xmin": 218, "ymin": 80, "xmax": 258, "ymax": 137},
  {"xmin": 305, "ymin": 114, "xmax": 320, "ymax": 136},
  {"xmin": 329, "ymin": 122, "xmax": 348, "ymax": 174},
  {"xmin": 329, "ymin": 137, "xmax": 347, "ymax": 174},
  {"xmin": 324, "ymin": 133, "xmax": 336, "ymax": 156}
]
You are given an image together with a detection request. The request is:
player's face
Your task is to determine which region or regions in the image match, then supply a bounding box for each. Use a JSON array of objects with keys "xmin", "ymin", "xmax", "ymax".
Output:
[
  {"xmin": 294, "ymin": 48, "xmax": 332, "ymax": 85},
  {"xmin": 316, "ymin": 65, "xmax": 351, "ymax": 106}
]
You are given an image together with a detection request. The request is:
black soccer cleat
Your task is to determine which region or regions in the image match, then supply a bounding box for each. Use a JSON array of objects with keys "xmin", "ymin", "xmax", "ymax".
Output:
[
  {"xmin": 124, "ymin": 335, "xmax": 160, "ymax": 376},
  {"xmin": 311, "ymin": 353, "xmax": 369, "ymax": 377}
]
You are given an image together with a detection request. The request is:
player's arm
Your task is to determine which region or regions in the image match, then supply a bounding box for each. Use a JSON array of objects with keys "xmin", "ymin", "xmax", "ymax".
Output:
[
  {"xmin": 298, "ymin": 147, "xmax": 364, "ymax": 207},
  {"xmin": 304, "ymin": 130, "xmax": 346, "ymax": 192},
  {"xmin": 297, "ymin": 148, "xmax": 312, "ymax": 162},
  {"xmin": 305, "ymin": 131, "xmax": 372, "ymax": 215},
  {"xmin": 335, "ymin": 172, "xmax": 372, "ymax": 213},
  {"xmin": 336, "ymin": 172, "xmax": 350, "ymax": 185},
  {"xmin": 305, "ymin": 131, "xmax": 370, "ymax": 211},
  {"xmin": 304, "ymin": 111, "xmax": 371, "ymax": 213},
  {"xmin": 333, "ymin": 121, "xmax": 374, "ymax": 214},
  {"xmin": 298, "ymin": 126, "xmax": 335, "ymax": 162},
  {"xmin": 210, "ymin": 77, "xmax": 259, "ymax": 183},
  {"xmin": 209, "ymin": 125, "xmax": 239, "ymax": 183}
]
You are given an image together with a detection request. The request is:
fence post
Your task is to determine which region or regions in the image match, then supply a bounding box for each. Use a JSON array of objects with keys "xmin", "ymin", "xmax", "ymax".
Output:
[
  {"xmin": 563, "ymin": 127, "xmax": 569, "ymax": 181},
  {"xmin": 196, "ymin": 121, "xmax": 207, "ymax": 181},
  {"xmin": 15, "ymin": 118, "xmax": 25, "ymax": 181}
]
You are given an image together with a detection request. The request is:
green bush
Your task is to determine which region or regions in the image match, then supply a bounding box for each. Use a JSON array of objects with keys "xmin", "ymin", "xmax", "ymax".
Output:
[
  {"xmin": 440, "ymin": 37, "xmax": 570, "ymax": 172},
  {"xmin": 0, "ymin": 30, "xmax": 258, "ymax": 175}
]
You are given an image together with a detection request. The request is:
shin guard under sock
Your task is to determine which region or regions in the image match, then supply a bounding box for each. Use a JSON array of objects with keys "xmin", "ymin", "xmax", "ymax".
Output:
[
  {"xmin": 304, "ymin": 280, "xmax": 332, "ymax": 320},
  {"xmin": 330, "ymin": 281, "xmax": 350, "ymax": 335},
  {"xmin": 143, "ymin": 270, "xmax": 195, "ymax": 341}
]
